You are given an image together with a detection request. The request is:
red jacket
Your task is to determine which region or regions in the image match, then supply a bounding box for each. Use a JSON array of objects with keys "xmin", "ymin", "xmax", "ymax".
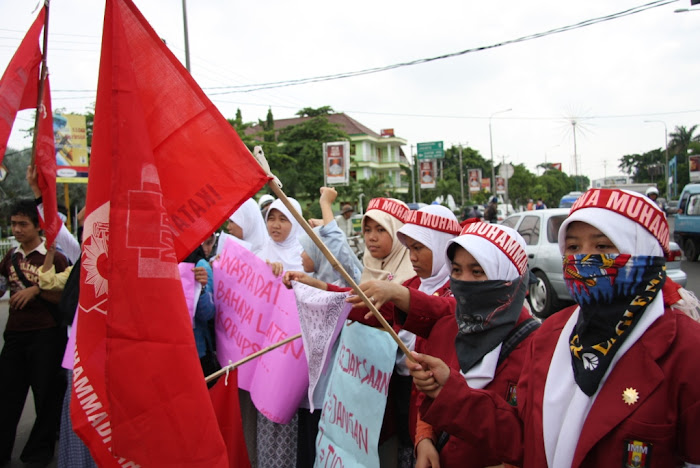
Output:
[
  {"xmin": 412, "ymin": 306, "xmax": 534, "ymax": 468},
  {"xmin": 421, "ymin": 305, "xmax": 700, "ymax": 467}
]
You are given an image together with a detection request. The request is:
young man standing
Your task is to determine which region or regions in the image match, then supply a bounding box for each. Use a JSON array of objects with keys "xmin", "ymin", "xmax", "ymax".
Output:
[{"xmin": 0, "ymin": 199, "xmax": 69, "ymax": 467}]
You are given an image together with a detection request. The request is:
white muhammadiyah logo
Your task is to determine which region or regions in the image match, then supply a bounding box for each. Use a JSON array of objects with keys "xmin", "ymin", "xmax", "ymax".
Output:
[
  {"xmin": 81, "ymin": 202, "xmax": 110, "ymax": 304},
  {"xmin": 582, "ymin": 353, "xmax": 599, "ymax": 371}
]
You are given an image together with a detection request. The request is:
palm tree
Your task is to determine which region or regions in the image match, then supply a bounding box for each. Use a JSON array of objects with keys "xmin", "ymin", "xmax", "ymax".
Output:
[
  {"xmin": 358, "ymin": 175, "xmax": 390, "ymax": 210},
  {"xmin": 669, "ymin": 125, "xmax": 699, "ymax": 164}
]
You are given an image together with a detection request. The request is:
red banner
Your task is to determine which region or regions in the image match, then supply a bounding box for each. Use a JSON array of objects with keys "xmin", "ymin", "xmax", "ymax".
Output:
[{"xmin": 72, "ymin": 0, "xmax": 269, "ymax": 466}]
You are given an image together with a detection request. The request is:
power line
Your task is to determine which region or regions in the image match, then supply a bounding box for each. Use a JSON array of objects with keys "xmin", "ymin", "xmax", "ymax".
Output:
[{"xmin": 204, "ymin": 0, "xmax": 677, "ymax": 94}]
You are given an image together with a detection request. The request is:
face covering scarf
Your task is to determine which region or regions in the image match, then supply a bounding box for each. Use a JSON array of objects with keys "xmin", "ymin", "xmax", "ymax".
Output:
[
  {"xmin": 452, "ymin": 276, "xmax": 527, "ymax": 373},
  {"xmin": 564, "ymin": 254, "xmax": 666, "ymax": 396}
]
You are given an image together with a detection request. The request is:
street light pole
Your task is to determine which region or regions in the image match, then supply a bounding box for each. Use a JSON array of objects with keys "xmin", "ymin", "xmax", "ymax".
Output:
[
  {"xmin": 182, "ymin": 0, "xmax": 191, "ymax": 72},
  {"xmin": 644, "ymin": 120, "xmax": 670, "ymax": 200},
  {"xmin": 459, "ymin": 144, "xmax": 465, "ymax": 207},
  {"xmin": 489, "ymin": 108, "xmax": 512, "ymax": 195}
]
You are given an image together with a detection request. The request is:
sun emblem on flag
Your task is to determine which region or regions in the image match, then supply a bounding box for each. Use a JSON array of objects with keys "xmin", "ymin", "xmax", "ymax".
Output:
[
  {"xmin": 623, "ymin": 387, "xmax": 639, "ymax": 406},
  {"xmin": 83, "ymin": 223, "xmax": 109, "ymax": 298},
  {"xmin": 582, "ymin": 352, "xmax": 599, "ymax": 370}
]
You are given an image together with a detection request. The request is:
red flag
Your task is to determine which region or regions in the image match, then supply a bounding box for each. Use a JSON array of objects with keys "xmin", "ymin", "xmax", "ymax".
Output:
[
  {"xmin": 71, "ymin": 0, "xmax": 270, "ymax": 466},
  {"xmin": 209, "ymin": 372, "xmax": 252, "ymax": 468},
  {"xmin": 34, "ymin": 79, "xmax": 62, "ymax": 248},
  {"xmin": 0, "ymin": 8, "xmax": 44, "ymax": 162}
]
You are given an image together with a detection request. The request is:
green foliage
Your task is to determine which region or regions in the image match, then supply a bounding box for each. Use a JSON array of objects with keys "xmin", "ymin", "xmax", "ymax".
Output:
[
  {"xmin": 358, "ymin": 175, "xmax": 390, "ymax": 210},
  {"xmin": 506, "ymin": 164, "xmax": 537, "ymax": 207}
]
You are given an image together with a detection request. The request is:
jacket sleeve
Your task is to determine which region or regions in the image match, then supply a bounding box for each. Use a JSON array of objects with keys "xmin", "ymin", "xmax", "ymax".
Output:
[
  {"xmin": 421, "ymin": 368, "xmax": 525, "ymax": 465},
  {"xmin": 195, "ymin": 259, "xmax": 216, "ymax": 322},
  {"xmin": 399, "ymin": 288, "xmax": 456, "ymax": 338}
]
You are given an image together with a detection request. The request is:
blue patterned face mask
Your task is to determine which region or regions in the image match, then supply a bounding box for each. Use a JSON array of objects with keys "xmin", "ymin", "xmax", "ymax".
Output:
[{"xmin": 563, "ymin": 254, "xmax": 666, "ymax": 396}]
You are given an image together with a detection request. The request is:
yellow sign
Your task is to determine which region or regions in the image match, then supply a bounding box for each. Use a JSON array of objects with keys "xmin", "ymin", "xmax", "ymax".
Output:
[{"xmin": 54, "ymin": 112, "xmax": 89, "ymax": 183}]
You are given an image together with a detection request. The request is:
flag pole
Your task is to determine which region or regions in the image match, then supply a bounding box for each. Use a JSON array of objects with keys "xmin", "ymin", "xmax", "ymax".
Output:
[
  {"xmin": 205, "ymin": 333, "xmax": 302, "ymax": 383},
  {"xmin": 30, "ymin": 1, "xmax": 50, "ymax": 167},
  {"xmin": 265, "ymin": 180, "xmax": 417, "ymax": 362}
]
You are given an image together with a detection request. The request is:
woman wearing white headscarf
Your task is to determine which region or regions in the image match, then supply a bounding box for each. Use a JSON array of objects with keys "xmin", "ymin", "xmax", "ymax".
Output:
[
  {"xmin": 410, "ymin": 188, "xmax": 700, "ymax": 467},
  {"xmin": 400, "ymin": 220, "xmax": 538, "ymax": 468},
  {"xmin": 255, "ymin": 197, "xmax": 304, "ymax": 468},
  {"xmin": 225, "ymin": 197, "xmax": 267, "ymax": 256},
  {"xmin": 259, "ymin": 197, "xmax": 304, "ymax": 272}
]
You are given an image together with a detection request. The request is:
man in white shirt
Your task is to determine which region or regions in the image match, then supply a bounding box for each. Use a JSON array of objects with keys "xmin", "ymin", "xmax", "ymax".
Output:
[{"xmin": 334, "ymin": 204, "xmax": 355, "ymax": 237}]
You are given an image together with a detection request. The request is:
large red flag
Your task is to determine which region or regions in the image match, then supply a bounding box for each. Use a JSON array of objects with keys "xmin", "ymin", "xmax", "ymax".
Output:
[
  {"xmin": 35, "ymin": 78, "xmax": 62, "ymax": 248},
  {"xmin": 71, "ymin": 0, "xmax": 270, "ymax": 466},
  {"xmin": 0, "ymin": 6, "xmax": 61, "ymax": 249},
  {"xmin": 0, "ymin": 8, "xmax": 44, "ymax": 162},
  {"xmin": 208, "ymin": 372, "xmax": 251, "ymax": 468}
]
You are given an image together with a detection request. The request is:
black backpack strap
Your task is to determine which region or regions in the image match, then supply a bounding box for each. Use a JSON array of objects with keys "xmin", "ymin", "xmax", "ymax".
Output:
[
  {"xmin": 11, "ymin": 250, "xmax": 36, "ymax": 289},
  {"xmin": 497, "ymin": 317, "xmax": 541, "ymax": 368}
]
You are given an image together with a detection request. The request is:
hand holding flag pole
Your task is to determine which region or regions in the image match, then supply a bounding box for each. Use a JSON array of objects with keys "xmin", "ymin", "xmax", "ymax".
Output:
[{"xmin": 252, "ymin": 146, "xmax": 417, "ymax": 363}]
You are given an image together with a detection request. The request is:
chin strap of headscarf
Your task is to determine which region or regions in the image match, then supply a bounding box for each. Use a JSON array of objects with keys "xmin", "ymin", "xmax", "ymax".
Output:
[{"xmin": 565, "ymin": 253, "xmax": 666, "ymax": 396}]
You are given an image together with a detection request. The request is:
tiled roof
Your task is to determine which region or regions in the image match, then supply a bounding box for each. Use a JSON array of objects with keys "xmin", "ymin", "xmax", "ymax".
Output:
[{"xmin": 245, "ymin": 113, "xmax": 382, "ymax": 139}]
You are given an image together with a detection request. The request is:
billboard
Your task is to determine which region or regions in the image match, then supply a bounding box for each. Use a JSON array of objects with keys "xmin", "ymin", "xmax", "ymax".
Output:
[
  {"xmin": 54, "ymin": 112, "xmax": 89, "ymax": 183},
  {"xmin": 690, "ymin": 155, "xmax": 700, "ymax": 183},
  {"xmin": 467, "ymin": 168, "xmax": 482, "ymax": 193},
  {"xmin": 323, "ymin": 141, "xmax": 350, "ymax": 185},
  {"xmin": 419, "ymin": 160, "xmax": 436, "ymax": 189},
  {"xmin": 496, "ymin": 176, "xmax": 506, "ymax": 195},
  {"xmin": 481, "ymin": 177, "xmax": 491, "ymax": 192}
]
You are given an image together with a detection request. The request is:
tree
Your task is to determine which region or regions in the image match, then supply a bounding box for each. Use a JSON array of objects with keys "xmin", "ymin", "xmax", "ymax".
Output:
[
  {"xmin": 669, "ymin": 124, "xmax": 699, "ymax": 165},
  {"xmin": 506, "ymin": 164, "xmax": 537, "ymax": 207},
  {"xmin": 358, "ymin": 175, "xmax": 390, "ymax": 211},
  {"xmin": 275, "ymin": 108, "xmax": 348, "ymax": 197}
]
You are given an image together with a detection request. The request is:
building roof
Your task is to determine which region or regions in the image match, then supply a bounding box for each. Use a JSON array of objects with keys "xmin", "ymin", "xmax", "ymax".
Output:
[{"xmin": 245, "ymin": 112, "xmax": 383, "ymax": 139}]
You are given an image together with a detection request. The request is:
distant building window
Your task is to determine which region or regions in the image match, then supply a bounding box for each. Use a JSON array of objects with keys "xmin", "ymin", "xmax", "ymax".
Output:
[
  {"xmin": 350, "ymin": 144, "xmax": 356, "ymax": 156},
  {"xmin": 350, "ymin": 170, "xmax": 356, "ymax": 181}
]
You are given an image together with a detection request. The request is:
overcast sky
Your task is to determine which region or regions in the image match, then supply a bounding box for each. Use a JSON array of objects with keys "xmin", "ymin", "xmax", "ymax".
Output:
[{"xmin": 2, "ymin": 0, "xmax": 699, "ymax": 184}]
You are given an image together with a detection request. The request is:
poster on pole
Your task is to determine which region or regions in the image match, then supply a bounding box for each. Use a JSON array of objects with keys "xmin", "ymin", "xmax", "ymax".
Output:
[
  {"xmin": 690, "ymin": 155, "xmax": 700, "ymax": 183},
  {"xmin": 323, "ymin": 141, "xmax": 350, "ymax": 185},
  {"xmin": 467, "ymin": 168, "xmax": 482, "ymax": 193},
  {"xmin": 481, "ymin": 177, "xmax": 491, "ymax": 192},
  {"xmin": 496, "ymin": 176, "xmax": 506, "ymax": 195},
  {"xmin": 419, "ymin": 160, "xmax": 436, "ymax": 189},
  {"xmin": 54, "ymin": 112, "xmax": 89, "ymax": 183}
]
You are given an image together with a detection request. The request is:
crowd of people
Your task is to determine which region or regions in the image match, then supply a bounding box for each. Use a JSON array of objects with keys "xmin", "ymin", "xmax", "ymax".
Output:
[{"xmin": 2, "ymin": 173, "xmax": 700, "ymax": 467}]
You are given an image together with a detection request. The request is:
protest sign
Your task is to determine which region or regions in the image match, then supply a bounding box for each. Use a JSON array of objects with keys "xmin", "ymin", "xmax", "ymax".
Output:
[
  {"xmin": 213, "ymin": 239, "xmax": 307, "ymax": 423},
  {"xmin": 315, "ymin": 324, "xmax": 397, "ymax": 468},
  {"xmin": 293, "ymin": 282, "xmax": 352, "ymax": 411},
  {"xmin": 178, "ymin": 262, "xmax": 201, "ymax": 324}
]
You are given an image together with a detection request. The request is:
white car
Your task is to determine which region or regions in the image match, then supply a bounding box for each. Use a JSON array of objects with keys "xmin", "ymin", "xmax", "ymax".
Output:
[{"xmin": 502, "ymin": 209, "xmax": 687, "ymax": 319}]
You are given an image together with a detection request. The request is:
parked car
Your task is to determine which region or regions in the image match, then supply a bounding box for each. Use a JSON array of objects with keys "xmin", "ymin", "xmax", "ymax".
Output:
[
  {"xmin": 559, "ymin": 191, "xmax": 583, "ymax": 208},
  {"xmin": 675, "ymin": 183, "xmax": 700, "ymax": 261},
  {"xmin": 502, "ymin": 209, "xmax": 687, "ymax": 319}
]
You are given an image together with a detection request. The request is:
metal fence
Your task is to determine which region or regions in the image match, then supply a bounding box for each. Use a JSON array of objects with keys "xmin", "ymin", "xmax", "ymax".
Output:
[{"xmin": 0, "ymin": 238, "xmax": 16, "ymax": 259}]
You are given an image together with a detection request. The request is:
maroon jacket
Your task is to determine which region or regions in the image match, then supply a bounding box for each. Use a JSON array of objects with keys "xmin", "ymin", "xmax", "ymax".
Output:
[{"xmin": 421, "ymin": 305, "xmax": 700, "ymax": 467}]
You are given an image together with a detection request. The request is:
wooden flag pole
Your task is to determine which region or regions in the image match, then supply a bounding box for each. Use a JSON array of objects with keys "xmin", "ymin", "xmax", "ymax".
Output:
[
  {"xmin": 266, "ymin": 180, "xmax": 416, "ymax": 362},
  {"xmin": 205, "ymin": 333, "xmax": 302, "ymax": 383},
  {"xmin": 30, "ymin": 1, "xmax": 50, "ymax": 167}
]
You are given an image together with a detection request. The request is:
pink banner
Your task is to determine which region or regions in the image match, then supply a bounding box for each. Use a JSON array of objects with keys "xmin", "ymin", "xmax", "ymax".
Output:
[
  {"xmin": 178, "ymin": 262, "xmax": 200, "ymax": 324},
  {"xmin": 212, "ymin": 240, "xmax": 308, "ymax": 423}
]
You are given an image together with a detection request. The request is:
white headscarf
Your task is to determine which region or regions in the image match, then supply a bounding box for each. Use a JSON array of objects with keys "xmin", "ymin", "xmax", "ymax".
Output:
[
  {"xmin": 229, "ymin": 198, "xmax": 267, "ymax": 256},
  {"xmin": 557, "ymin": 204, "xmax": 664, "ymax": 257},
  {"xmin": 360, "ymin": 199, "xmax": 415, "ymax": 284},
  {"xmin": 447, "ymin": 223, "xmax": 527, "ymax": 282},
  {"xmin": 397, "ymin": 205, "xmax": 459, "ymax": 294},
  {"xmin": 259, "ymin": 198, "xmax": 304, "ymax": 272}
]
